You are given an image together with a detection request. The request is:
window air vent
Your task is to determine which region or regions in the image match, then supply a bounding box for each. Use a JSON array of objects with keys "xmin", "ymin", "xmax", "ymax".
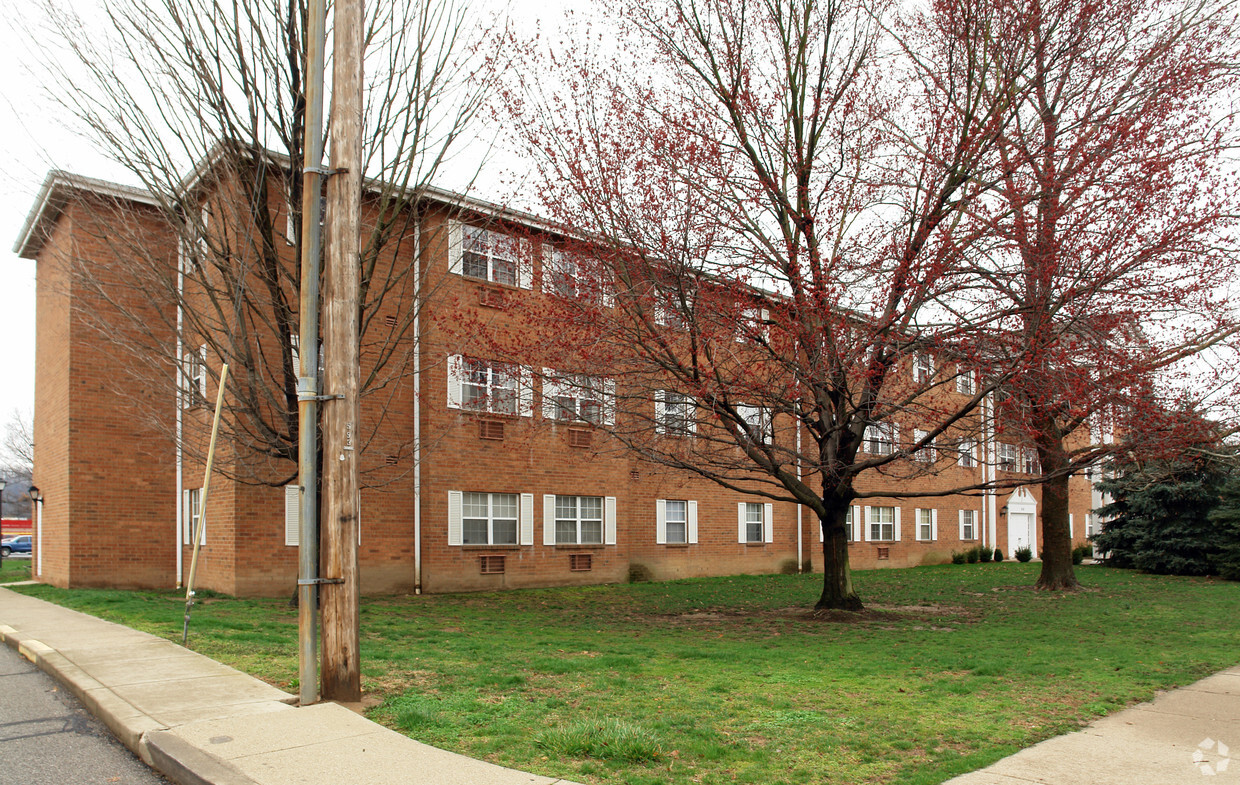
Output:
[
  {"xmin": 478, "ymin": 288, "xmax": 506, "ymax": 308},
  {"xmin": 480, "ymin": 555, "xmax": 505, "ymax": 574},
  {"xmin": 629, "ymin": 469, "xmax": 640, "ymax": 481},
  {"xmin": 479, "ymin": 420, "xmax": 505, "ymax": 440},
  {"xmin": 877, "ymin": 547, "xmax": 890, "ymax": 560},
  {"xmin": 569, "ymin": 553, "xmax": 592, "ymax": 572},
  {"xmin": 385, "ymin": 455, "xmax": 399, "ymax": 466},
  {"xmin": 384, "ymin": 314, "xmax": 399, "ymax": 328},
  {"xmin": 567, "ymin": 429, "xmax": 593, "ymax": 449}
]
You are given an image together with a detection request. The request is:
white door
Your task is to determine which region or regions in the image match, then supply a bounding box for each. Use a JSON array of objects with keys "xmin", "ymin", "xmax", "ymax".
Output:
[{"xmin": 1009, "ymin": 512, "xmax": 1034, "ymax": 555}]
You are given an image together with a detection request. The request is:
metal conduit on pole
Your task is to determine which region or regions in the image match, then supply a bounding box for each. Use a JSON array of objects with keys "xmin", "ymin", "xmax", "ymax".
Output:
[{"xmin": 297, "ymin": 0, "xmax": 328, "ymax": 707}]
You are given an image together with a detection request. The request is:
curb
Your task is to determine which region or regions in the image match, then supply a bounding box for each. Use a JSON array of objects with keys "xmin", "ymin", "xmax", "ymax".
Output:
[{"xmin": 142, "ymin": 730, "xmax": 261, "ymax": 785}]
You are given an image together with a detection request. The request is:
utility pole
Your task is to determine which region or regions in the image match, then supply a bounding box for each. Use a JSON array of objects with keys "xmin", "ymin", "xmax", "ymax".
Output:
[
  {"xmin": 320, "ymin": 0, "xmax": 364, "ymax": 702},
  {"xmin": 296, "ymin": 0, "xmax": 328, "ymax": 708}
]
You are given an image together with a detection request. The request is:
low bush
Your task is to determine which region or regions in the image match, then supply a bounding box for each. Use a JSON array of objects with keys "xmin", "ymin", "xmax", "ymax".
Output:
[
  {"xmin": 950, "ymin": 551, "xmax": 966, "ymax": 565},
  {"xmin": 965, "ymin": 547, "xmax": 979, "ymax": 564},
  {"xmin": 978, "ymin": 547, "xmax": 993, "ymax": 563},
  {"xmin": 1071, "ymin": 544, "xmax": 1092, "ymax": 565},
  {"xmin": 1014, "ymin": 546, "xmax": 1033, "ymax": 563},
  {"xmin": 993, "ymin": 548, "xmax": 1005, "ymax": 562}
]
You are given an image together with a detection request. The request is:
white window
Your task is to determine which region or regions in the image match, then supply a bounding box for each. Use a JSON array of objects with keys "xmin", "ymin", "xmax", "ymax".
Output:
[
  {"xmin": 916, "ymin": 508, "xmax": 937, "ymax": 541},
  {"xmin": 914, "ymin": 353, "xmax": 934, "ymax": 383},
  {"xmin": 462, "ymin": 492, "xmax": 520, "ymax": 545},
  {"xmin": 912, "ymin": 429, "xmax": 936, "ymax": 463},
  {"xmin": 183, "ymin": 488, "xmax": 204, "ymax": 544},
  {"xmin": 554, "ymin": 495, "xmax": 604, "ymax": 544},
  {"xmin": 738, "ymin": 501, "xmax": 774, "ymax": 543},
  {"xmin": 956, "ymin": 368, "xmax": 976, "ymax": 395},
  {"xmin": 654, "ymin": 286, "xmax": 693, "ymax": 330},
  {"xmin": 845, "ymin": 506, "xmax": 855, "ymax": 541},
  {"xmin": 656, "ymin": 391, "xmax": 696, "ymax": 435},
  {"xmin": 449, "ymin": 491, "xmax": 535, "ymax": 546},
  {"xmin": 959, "ymin": 509, "xmax": 977, "ymax": 540},
  {"xmin": 657, "ymin": 499, "xmax": 698, "ymax": 544},
  {"xmin": 543, "ymin": 246, "xmax": 613, "ymax": 306},
  {"xmin": 1022, "ymin": 447, "xmax": 1041, "ymax": 475},
  {"xmin": 863, "ymin": 422, "xmax": 897, "ymax": 455},
  {"xmin": 736, "ymin": 405, "xmax": 772, "ymax": 443},
  {"xmin": 462, "ymin": 225, "xmax": 519, "ymax": 285},
  {"xmin": 958, "ymin": 439, "xmax": 977, "ymax": 468},
  {"xmin": 185, "ymin": 344, "xmax": 207, "ymax": 407},
  {"xmin": 735, "ymin": 307, "xmax": 771, "ymax": 343},
  {"xmin": 868, "ymin": 505, "xmax": 896, "ymax": 541},
  {"xmin": 543, "ymin": 370, "xmax": 615, "ymax": 425},
  {"xmin": 447, "ymin": 355, "xmax": 533, "ymax": 417},
  {"xmin": 997, "ymin": 443, "xmax": 1019, "ymax": 471}
]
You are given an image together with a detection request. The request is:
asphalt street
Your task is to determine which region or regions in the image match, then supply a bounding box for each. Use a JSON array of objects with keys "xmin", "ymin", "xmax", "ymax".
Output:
[{"xmin": 0, "ymin": 643, "xmax": 167, "ymax": 785}]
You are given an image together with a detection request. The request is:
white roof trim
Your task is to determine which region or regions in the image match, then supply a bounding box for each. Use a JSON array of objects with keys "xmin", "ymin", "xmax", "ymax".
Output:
[{"xmin": 14, "ymin": 170, "xmax": 159, "ymax": 258}]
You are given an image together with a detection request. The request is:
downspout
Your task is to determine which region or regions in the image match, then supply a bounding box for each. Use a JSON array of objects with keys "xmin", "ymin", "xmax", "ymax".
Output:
[
  {"xmin": 795, "ymin": 410, "xmax": 803, "ymax": 572},
  {"xmin": 984, "ymin": 392, "xmax": 998, "ymax": 549},
  {"xmin": 413, "ymin": 225, "xmax": 422, "ymax": 594},
  {"xmin": 175, "ymin": 243, "xmax": 184, "ymax": 588}
]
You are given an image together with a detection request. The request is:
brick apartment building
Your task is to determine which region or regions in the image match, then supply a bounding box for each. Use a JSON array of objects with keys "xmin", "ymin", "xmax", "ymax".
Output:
[{"xmin": 14, "ymin": 167, "xmax": 1096, "ymax": 597}]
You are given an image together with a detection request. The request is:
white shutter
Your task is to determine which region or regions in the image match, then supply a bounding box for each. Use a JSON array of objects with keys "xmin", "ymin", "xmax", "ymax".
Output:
[
  {"xmin": 516, "ymin": 238, "xmax": 533, "ymax": 289},
  {"xmin": 541, "ymin": 245, "xmax": 555, "ymax": 293},
  {"xmin": 688, "ymin": 500, "xmax": 699, "ymax": 544},
  {"xmin": 604, "ymin": 496, "xmax": 617, "ymax": 545},
  {"xmin": 447, "ymin": 354, "xmax": 464, "ymax": 409},
  {"xmin": 198, "ymin": 345, "xmax": 208, "ymax": 399},
  {"xmin": 737, "ymin": 502, "xmax": 747, "ymax": 543},
  {"xmin": 182, "ymin": 489, "xmax": 190, "ymax": 545},
  {"xmin": 520, "ymin": 493, "xmax": 535, "ymax": 546},
  {"xmin": 959, "ymin": 509, "xmax": 966, "ymax": 540},
  {"xmin": 656, "ymin": 499, "xmax": 667, "ymax": 544},
  {"xmin": 518, "ymin": 366, "xmax": 534, "ymax": 417},
  {"xmin": 284, "ymin": 484, "xmax": 300, "ymax": 546},
  {"xmin": 1069, "ymin": 513, "xmax": 1075, "ymax": 538},
  {"xmin": 894, "ymin": 506, "xmax": 902, "ymax": 541},
  {"xmin": 447, "ymin": 491, "xmax": 463, "ymax": 546},
  {"xmin": 688, "ymin": 396, "xmax": 698, "ymax": 434},
  {"xmin": 654, "ymin": 390, "xmax": 666, "ymax": 434},
  {"xmin": 601, "ymin": 281, "xmax": 615, "ymax": 309},
  {"xmin": 852, "ymin": 505, "xmax": 862, "ymax": 542},
  {"xmin": 543, "ymin": 494, "xmax": 557, "ymax": 545},
  {"xmin": 542, "ymin": 369, "xmax": 560, "ymax": 420},
  {"xmin": 931, "ymin": 508, "xmax": 938, "ymax": 541},
  {"xmin": 447, "ymin": 220, "xmax": 463, "ymax": 275},
  {"xmin": 863, "ymin": 506, "xmax": 873, "ymax": 541},
  {"xmin": 764, "ymin": 503, "xmax": 774, "ymax": 543},
  {"xmin": 604, "ymin": 378, "xmax": 616, "ymax": 426}
]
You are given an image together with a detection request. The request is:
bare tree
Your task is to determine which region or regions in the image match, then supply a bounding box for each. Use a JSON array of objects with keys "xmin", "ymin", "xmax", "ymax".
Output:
[
  {"xmin": 31, "ymin": 0, "xmax": 502, "ymax": 486},
  {"xmin": 1, "ymin": 409, "xmax": 33, "ymax": 517}
]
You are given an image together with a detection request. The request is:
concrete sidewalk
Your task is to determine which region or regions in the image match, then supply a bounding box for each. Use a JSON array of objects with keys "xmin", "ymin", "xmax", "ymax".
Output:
[{"xmin": 0, "ymin": 586, "xmax": 580, "ymax": 785}]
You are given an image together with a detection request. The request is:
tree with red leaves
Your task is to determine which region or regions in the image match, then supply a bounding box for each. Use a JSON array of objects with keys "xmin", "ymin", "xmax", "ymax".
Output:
[
  {"xmin": 497, "ymin": 0, "xmax": 1056, "ymax": 610},
  {"xmin": 964, "ymin": 0, "xmax": 1240, "ymax": 590}
]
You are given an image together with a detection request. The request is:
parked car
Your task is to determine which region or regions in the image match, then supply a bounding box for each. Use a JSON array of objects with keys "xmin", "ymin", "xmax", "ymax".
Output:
[{"xmin": 1, "ymin": 535, "xmax": 32, "ymax": 556}]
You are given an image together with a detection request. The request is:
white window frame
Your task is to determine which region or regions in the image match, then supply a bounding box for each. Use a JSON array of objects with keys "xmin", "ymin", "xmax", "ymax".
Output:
[
  {"xmin": 542, "ymin": 245, "xmax": 614, "ymax": 307},
  {"xmin": 1022, "ymin": 447, "xmax": 1041, "ymax": 475},
  {"xmin": 912, "ymin": 429, "xmax": 936, "ymax": 463},
  {"xmin": 447, "ymin": 221, "xmax": 530, "ymax": 288},
  {"xmin": 656, "ymin": 499, "xmax": 697, "ymax": 544},
  {"xmin": 915, "ymin": 508, "xmax": 938, "ymax": 542},
  {"xmin": 956, "ymin": 367, "xmax": 976, "ymax": 395},
  {"xmin": 542, "ymin": 369, "xmax": 615, "ymax": 426},
  {"xmin": 863, "ymin": 422, "xmax": 898, "ymax": 455},
  {"xmin": 959, "ymin": 509, "xmax": 978, "ymax": 541},
  {"xmin": 447, "ymin": 355, "xmax": 533, "ymax": 417},
  {"xmin": 655, "ymin": 390, "xmax": 697, "ymax": 435},
  {"xmin": 461, "ymin": 492, "xmax": 521, "ymax": 545},
  {"xmin": 737, "ymin": 501, "xmax": 774, "ymax": 544},
  {"xmin": 865, "ymin": 505, "xmax": 899, "ymax": 542},
  {"xmin": 736, "ymin": 405, "xmax": 772, "ymax": 444},
  {"xmin": 183, "ymin": 487, "xmax": 204, "ymax": 545},
  {"xmin": 914, "ymin": 353, "xmax": 934, "ymax": 383},
  {"xmin": 735, "ymin": 307, "xmax": 771, "ymax": 343},
  {"xmin": 448, "ymin": 491, "xmax": 535, "ymax": 546},
  {"xmin": 552, "ymin": 494, "xmax": 605, "ymax": 545},
  {"xmin": 958, "ymin": 439, "xmax": 977, "ymax": 468},
  {"xmin": 997, "ymin": 443, "xmax": 1019, "ymax": 471},
  {"xmin": 185, "ymin": 344, "xmax": 207, "ymax": 407}
]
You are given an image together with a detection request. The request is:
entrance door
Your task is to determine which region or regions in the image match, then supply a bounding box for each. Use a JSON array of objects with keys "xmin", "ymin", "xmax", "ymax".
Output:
[{"xmin": 1009, "ymin": 512, "xmax": 1034, "ymax": 555}]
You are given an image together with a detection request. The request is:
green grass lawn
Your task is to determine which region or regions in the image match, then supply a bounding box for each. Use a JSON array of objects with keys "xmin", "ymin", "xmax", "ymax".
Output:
[
  {"xmin": 9, "ymin": 563, "xmax": 1240, "ymax": 784},
  {"xmin": 0, "ymin": 559, "xmax": 31, "ymax": 583}
]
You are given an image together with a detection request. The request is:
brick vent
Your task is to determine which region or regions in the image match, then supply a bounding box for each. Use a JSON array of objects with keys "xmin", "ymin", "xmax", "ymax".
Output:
[
  {"xmin": 479, "ymin": 420, "xmax": 505, "ymax": 440},
  {"xmin": 385, "ymin": 455, "xmax": 399, "ymax": 466},
  {"xmin": 384, "ymin": 314, "xmax": 399, "ymax": 328},
  {"xmin": 877, "ymin": 547, "xmax": 890, "ymax": 560},
  {"xmin": 478, "ymin": 288, "xmax": 505, "ymax": 308},
  {"xmin": 480, "ymin": 555, "xmax": 505, "ymax": 574},
  {"xmin": 567, "ymin": 429, "xmax": 592, "ymax": 448},
  {"xmin": 569, "ymin": 553, "xmax": 592, "ymax": 571}
]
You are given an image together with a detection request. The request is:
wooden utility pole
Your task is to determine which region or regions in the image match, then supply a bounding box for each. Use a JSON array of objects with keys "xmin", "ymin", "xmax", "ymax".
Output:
[{"xmin": 320, "ymin": 0, "xmax": 364, "ymax": 702}]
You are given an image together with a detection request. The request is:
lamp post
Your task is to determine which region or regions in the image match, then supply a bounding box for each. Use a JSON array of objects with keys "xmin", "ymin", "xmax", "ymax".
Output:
[
  {"xmin": 0, "ymin": 478, "xmax": 6, "ymax": 569},
  {"xmin": 27, "ymin": 486, "xmax": 40, "ymax": 576}
]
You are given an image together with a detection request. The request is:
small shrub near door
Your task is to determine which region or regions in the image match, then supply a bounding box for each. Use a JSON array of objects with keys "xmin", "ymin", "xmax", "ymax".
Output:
[
  {"xmin": 1014, "ymin": 546, "xmax": 1033, "ymax": 563},
  {"xmin": 951, "ymin": 551, "xmax": 966, "ymax": 564},
  {"xmin": 979, "ymin": 547, "xmax": 993, "ymax": 563},
  {"xmin": 1071, "ymin": 544, "xmax": 1092, "ymax": 565},
  {"xmin": 965, "ymin": 547, "xmax": 979, "ymax": 564},
  {"xmin": 993, "ymin": 548, "xmax": 1005, "ymax": 562}
]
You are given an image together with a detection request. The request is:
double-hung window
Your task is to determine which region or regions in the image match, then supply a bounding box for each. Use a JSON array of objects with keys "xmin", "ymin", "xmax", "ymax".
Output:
[
  {"xmin": 956, "ymin": 368, "xmax": 976, "ymax": 395},
  {"xmin": 958, "ymin": 439, "xmax": 977, "ymax": 468},
  {"xmin": 863, "ymin": 422, "xmax": 897, "ymax": 455},
  {"xmin": 736, "ymin": 405, "xmax": 772, "ymax": 443},
  {"xmin": 543, "ymin": 371, "xmax": 614, "ymax": 425},
  {"xmin": 664, "ymin": 499, "xmax": 688, "ymax": 543},
  {"xmin": 184, "ymin": 487, "xmax": 204, "ymax": 544},
  {"xmin": 914, "ymin": 353, "xmax": 934, "ymax": 383},
  {"xmin": 555, "ymin": 495, "xmax": 604, "ymax": 545},
  {"xmin": 656, "ymin": 391, "xmax": 696, "ymax": 435},
  {"xmin": 959, "ymin": 509, "xmax": 977, "ymax": 540},
  {"xmin": 997, "ymin": 443, "xmax": 1019, "ymax": 471},
  {"xmin": 464, "ymin": 359, "xmax": 517, "ymax": 414},
  {"xmin": 544, "ymin": 247, "xmax": 613, "ymax": 306},
  {"xmin": 1022, "ymin": 447, "xmax": 1041, "ymax": 475},
  {"xmin": 744, "ymin": 503, "xmax": 764, "ymax": 542},
  {"xmin": 462, "ymin": 225, "xmax": 519, "ymax": 286},
  {"xmin": 463, "ymin": 492, "xmax": 519, "ymax": 545},
  {"xmin": 912, "ymin": 429, "xmax": 936, "ymax": 463},
  {"xmin": 916, "ymin": 508, "xmax": 936, "ymax": 541},
  {"xmin": 185, "ymin": 345, "xmax": 207, "ymax": 407},
  {"xmin": 738, "ymin": 501, "xmax": 773, "ymax": 543},
  {"xmin": 868, "ymin": 506, "xmax": 896, "ymax": 541}
]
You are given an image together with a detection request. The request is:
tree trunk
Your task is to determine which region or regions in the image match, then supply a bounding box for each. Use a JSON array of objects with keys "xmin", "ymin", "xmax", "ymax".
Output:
[
  {"xmin": 1035, "ymin": 442, "xmax": 1080, "ymax": 591},
  {"xmin": 817, "ymin": 504, "xmax": 863, "ymax": 610}
]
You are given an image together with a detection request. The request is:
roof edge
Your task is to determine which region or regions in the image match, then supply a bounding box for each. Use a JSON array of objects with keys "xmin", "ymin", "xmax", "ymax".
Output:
[{"xmin": 14, "ymin": 171, "xmax": 158, "ymax": 259}]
